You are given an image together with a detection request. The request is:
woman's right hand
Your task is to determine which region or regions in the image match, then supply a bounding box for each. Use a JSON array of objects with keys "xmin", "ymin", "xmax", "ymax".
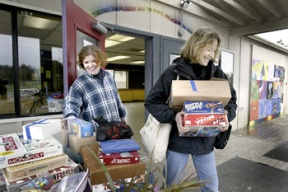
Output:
[
  {"xmin": 61, "ymin": 115, "xmax": 76, "ymax": 129},
  {"xmin": 175, "ymin": 111, "xmax": 189, "ymax": 134}
]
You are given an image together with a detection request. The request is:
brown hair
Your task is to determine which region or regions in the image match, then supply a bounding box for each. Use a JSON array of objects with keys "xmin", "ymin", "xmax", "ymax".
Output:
[
  {"xmin": 180, "ymin": 27, "xmax": 223, "ymax": 62},
  {"xmin": 77, "ymin": 45, "xmax": 107, "ymax": 69}
]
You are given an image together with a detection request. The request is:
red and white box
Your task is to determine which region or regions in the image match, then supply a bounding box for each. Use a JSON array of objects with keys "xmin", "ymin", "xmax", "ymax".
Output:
[
  {"xmin": 98, "ymin": 150, "xmax": 140, "ymax": 165},
  {"xmin": 22, "ymin": 118, "xmax": 61, "ymax": 140},
  {"xmin": 180, "ymin": 101, "xmax": 228, "ymax": 137},
  {"xmin": 4, "ymin": 159, "xmax": 79, "ymax": 192},
  {"xmin": 0, "ymin": 133, "xmax": 63, "ymax": 169}
]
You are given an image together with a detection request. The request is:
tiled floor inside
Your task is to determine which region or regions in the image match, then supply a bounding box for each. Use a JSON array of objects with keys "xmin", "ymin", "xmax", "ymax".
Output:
[{"xmin": 124, "ymin": 102, "xmax": 288, "ymax": 190}]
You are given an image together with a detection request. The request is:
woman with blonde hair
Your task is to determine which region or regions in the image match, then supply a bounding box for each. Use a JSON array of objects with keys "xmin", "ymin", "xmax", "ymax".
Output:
[{"xmin": 145, "ymin": 27, "xmax": 237, "ymax": 192}]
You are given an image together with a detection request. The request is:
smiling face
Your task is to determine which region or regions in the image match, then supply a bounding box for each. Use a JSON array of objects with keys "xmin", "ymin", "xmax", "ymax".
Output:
[
  {"xmin": 83, "ymin": 54, "xmax": 101, "ymax": 75},
  {"xmin": 194, "ymin": 40, "xmax": 218, "ymax": 66}
]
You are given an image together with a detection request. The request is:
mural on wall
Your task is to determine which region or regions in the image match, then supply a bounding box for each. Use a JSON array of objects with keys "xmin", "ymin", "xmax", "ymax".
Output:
[{"xmin": 249, "ymin": 59, "xmax": 285, "ymax": 126}]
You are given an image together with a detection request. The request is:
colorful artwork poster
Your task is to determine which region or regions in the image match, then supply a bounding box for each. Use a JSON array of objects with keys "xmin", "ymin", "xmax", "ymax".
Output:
[
  {"xmin": 250, "ymin": 100, "xmax": 259, "ymax": 121},
  {"xmin": 250, "ymin": 80, "xmax": 259, "ymax": 100},
  {"xmin": 258, "ymin": 80, "xmax": 267, "ymax": 99},
  {"xmin": 266, "ymin": 99, "xmax": 273, "ymax": 116},
  {"xmin": 258, "ymin": 99, "xmax": 267, "ymax": 119},
  {"xmin": 266, "ymin": 81, "xmax": 273, "ymax": 99},
  {"xmin": 279, "ymin": 66, "xmax": 285, "ymax": 82},
  {"xmin": 249, "ymin": 59, "xmax": 285, "ymax": 125}
]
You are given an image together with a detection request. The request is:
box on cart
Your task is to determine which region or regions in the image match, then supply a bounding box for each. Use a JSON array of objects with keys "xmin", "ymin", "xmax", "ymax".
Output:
[
  {"xmin": 86, "ymin": 161, "xmax": 146, "ymax": 185},
  {"xmin": 0, "ymin": 133, "xmax": 63, "ymax": 169},
  {"xmin": 100, "ymin": 139, "xmax": 141, "ymax": 154},
  {"xmin": 80, "ymin": 144, "xmax": 145, "ymax": 185},
  {"xmin": 68, "ymin": 133, "xmax": 97, "ymax": 153},
  {"xmin": 64, "ymin": 118, "xmax": 94, "ymax": 138},
  {"xmin": 98, "ymin": 150, "xmax": 140, "ymax": 165},
  {"xmin": 22, "ymin": 118, "xmax": 61, "ymax": 140},
  {"xmin": 4, "ymin": 158, "xmax": 79, "ymax": 192},
  {"xmin": 3, "ymin": 154, "xmax": 68, "ymax": 182}
]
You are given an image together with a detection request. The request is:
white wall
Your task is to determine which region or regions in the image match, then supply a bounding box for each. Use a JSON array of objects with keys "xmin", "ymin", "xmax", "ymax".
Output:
[{"xmin": 229, "ymin": 36, "xmax": 288, "ymax": 129}]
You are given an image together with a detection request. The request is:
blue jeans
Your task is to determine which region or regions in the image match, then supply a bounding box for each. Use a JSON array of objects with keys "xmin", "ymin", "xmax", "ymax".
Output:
[{"xmin": 163, "ymin": 150, "xmax": 219, "ymax": 192}]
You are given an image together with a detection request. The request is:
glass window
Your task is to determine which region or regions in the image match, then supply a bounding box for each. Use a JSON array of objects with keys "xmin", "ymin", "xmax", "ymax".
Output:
[
  {"xmin": 115, "ymin": 71, "xmax": 127, "ymax": 89},
  {"xmin": 0, "ymin": 10, "xmax": 14, "ymax": 114},
  {"xmin": 16, "ymin": 10, "xmax": 62, "ymax": 115},
  {"xmin": 0, "ymin": 6, "xmax": 62, "ymax": 118}
]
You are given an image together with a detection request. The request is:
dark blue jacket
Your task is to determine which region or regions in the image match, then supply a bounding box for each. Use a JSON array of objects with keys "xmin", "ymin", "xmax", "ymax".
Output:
[{"xmin": 144, "ymin": 57, "xmax": 237, "ymax": 154}]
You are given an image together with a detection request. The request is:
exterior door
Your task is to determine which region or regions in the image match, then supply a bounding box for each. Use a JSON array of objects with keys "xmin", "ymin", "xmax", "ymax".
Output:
[
  {"xmin": 63, "ymin": 0, "xmax": 105, "ymax": 95},
  {"xmin": 161, "ymin": 36, "xmax": 185, "ymax": 74}
]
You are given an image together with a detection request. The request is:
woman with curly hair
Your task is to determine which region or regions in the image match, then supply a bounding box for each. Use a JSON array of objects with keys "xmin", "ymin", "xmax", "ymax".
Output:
[{"xmin": 63, "ymin": 45, "xmax": 126, "ymax": 127}]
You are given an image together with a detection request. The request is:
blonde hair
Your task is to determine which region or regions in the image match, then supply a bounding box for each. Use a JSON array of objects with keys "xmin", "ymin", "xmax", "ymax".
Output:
[
  {"xmin": 180, "ymin": 27, "xmax": 222, "ymax": 62},
  {"xmin": 77, "ymin": 45, "xmax": 107, "ymax": 69}
]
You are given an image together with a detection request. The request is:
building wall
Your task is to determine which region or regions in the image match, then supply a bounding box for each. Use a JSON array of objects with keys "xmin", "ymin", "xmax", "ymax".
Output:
[{"xmin": 1, "ymin": 0, "xmax": 288, "ymax": 131}]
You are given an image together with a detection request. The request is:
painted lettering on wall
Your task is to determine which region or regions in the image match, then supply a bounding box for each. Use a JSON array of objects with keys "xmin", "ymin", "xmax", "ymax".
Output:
[{"xmin": 92, "ymin": 6, "xmax": 192, "ymax": 34}]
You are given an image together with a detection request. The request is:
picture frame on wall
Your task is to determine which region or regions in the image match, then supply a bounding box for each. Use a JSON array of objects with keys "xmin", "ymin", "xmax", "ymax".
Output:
[{"xmin": 219, "ymin": 50, "xmax": 235, "ymax": 85}]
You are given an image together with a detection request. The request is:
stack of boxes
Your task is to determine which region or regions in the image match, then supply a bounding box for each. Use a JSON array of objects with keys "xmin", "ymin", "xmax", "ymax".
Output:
[
  {"xmin": 80, "ymin": 139, "xmax": 146, "ymax": 192},
  {"xmin": 0, "ymin": 119, "xmax": 79, "ymax": 191},
  {"xmin": 169, "ymin": 79, "xmax": 231, "ymax": 137},
  {"xmin": 181, "ymin": 101, "xmax": 228, "ymax": 137},
  {"xmin": 62, "ymin": 118, "xmax": 97, "ymax": 164}
]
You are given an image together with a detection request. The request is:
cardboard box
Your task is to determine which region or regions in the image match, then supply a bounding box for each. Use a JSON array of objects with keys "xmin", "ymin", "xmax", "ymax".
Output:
[
  {"xmin": 169, "ymin": 80, "xmax": 231, "ymax": 109},
  {"xmin": 0, "ymin": 133, "xmax": 63, "ymax": 169},
  {"xmin": 22, "ymin": 118, "xmax": 61, "ymax": 140},
  {"xmin": 3, "ymin": 154, "xmax": 68, "ymax": 182},
  {"xmin": 88, "ymin": 178, "xmax": 124, "ymax": 192},
  {"xmin": 5, "ymin": 158, "xmax": 79, "ymax": 192},
  {"xmin": 80, "ymin": 144, "xmax": 145, "ymax": 185},
  {"xmin": 98, "ymin": 150, "xmax": 140, "ymax": 165},
  {"xmin": 67, "ymin": 118, "xmax": 94, "ymax": 138},
  {"xmin": 87, "ymin": 161, "xmax": 146, "ymax": 185},
  {"xmin": 69, "ymin": 133, "xmax": 97, "ymax": 153},
  {"xmin": 80, "ymin": 143, "xmax": 99, "ymax": 166}
]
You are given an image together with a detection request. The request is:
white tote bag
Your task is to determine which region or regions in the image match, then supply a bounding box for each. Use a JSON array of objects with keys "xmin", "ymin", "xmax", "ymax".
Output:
[{"xmin": 140, "ymin": 114, "xmax": 172, "ymax": 163}]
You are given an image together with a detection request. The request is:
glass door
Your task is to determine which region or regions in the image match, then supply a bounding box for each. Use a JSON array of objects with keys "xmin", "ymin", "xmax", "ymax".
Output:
[{"xmin": 63, "ymin": 0, "xmax": 105, "ymax": 95}]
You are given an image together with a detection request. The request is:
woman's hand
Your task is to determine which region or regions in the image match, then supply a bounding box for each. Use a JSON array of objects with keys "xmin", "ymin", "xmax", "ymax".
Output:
[
  {"xmin": 121, "ymin": 117, "xmax": 127, "ymax": 124},
  {"xmin": 175, "ymin": 112, "xmax": 189, "ymax": 134},
  {"xmin": 61, "ymin": 115, "xmax": 76, "ymax": 129},
  {"xmin": 219, "ymin": 110, "xmax": 229, "ymax": 132}
]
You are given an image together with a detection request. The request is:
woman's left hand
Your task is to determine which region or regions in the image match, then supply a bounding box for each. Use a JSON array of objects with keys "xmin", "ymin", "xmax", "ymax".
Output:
[
  {"xmin": 219, "ymin": 110, "xmax": 229, "ymax": 132},
  {"xmin": 121, "ymin": 117, "xmax": 127, "ymax": 124}
]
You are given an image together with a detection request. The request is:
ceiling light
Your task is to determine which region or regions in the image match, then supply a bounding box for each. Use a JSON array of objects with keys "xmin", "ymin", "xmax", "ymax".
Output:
[
  {"xmin": 107, "ymin": 34, "xmax": 135, "ymax": 42},
  {"xmin": 107, "ymin": 56, "xmax": 130, "ymax": 62},
  {"xmin": 131, "ymin": 61, "xmax": 145, "ymax": 64},
  {"xmin": 23, "ymin": 15, "xmax": 59, "ymax": 30},
  {"xmin": 105, "ymin": 39, "xmax": 121, "ymax": 48},
  {"xmin": 105, "ymin": 34, "xmax": 135, "ymax": 48}
]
